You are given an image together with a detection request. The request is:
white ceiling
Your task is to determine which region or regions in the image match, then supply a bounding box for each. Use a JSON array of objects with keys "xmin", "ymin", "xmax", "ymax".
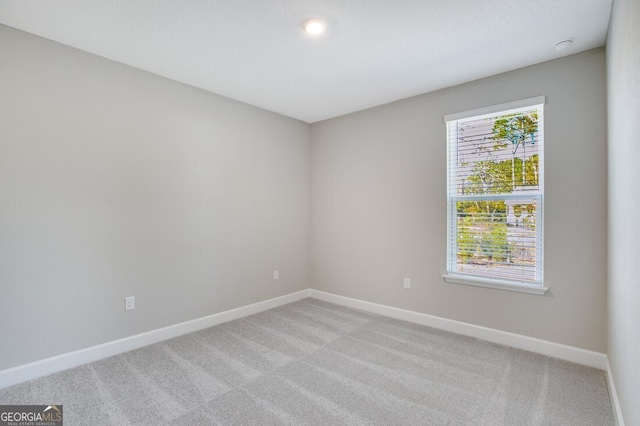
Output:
[{"xmin": 0, "ymin": 0, "xmax": 612, "ymax": 123}]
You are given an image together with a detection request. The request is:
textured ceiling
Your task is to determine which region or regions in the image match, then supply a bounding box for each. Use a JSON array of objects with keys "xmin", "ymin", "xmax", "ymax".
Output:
[{"xmin": 0, "ymin": 0, "xmax": 612, "ymax": 123}]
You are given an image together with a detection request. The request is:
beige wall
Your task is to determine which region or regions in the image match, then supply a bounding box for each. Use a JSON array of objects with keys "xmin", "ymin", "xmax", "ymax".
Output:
[
  {"xmin": 311, "ymin": 49, "xmax": 608, "ymax": 352},
  {"xmin": 0, "ymin": 25, "xmax": 310, "ymax": 371},
  {"xmin": 607, "ymin": 0, "xmax": 640, "ymax": 423}
]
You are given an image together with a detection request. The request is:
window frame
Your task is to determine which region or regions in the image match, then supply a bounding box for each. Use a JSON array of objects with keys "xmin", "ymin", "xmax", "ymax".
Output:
[{"xmin": 442, "ymin": 97, "xmax": 548, "ymax": 295}]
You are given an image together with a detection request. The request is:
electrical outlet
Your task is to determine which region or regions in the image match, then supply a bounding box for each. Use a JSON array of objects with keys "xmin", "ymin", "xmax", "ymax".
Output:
[
  {"xmin": 125, "ymin": 296, "xmax": 135, "ymax": 311},
  {"xmin": 403, "ymin": 278, "xmax": 411, "ymax": 289},
  {"xmin": 273, "ymin": 270, "xmax": 279, "ymax": 280}
]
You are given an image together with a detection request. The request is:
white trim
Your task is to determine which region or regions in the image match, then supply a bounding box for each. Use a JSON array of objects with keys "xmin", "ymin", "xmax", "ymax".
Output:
[
  {"xmin": 0, "ymin": 289, "xmax": 311, "ymax": 390},
  {"xmin": 1, "ymin": 287, "xmax": 612, "ymax": 400},
  {"xmin": 442, "ymin": 274, "xmax": 548, "ymax": 295},
  {"xmin": 309, "ymin": 289, "xmax": 606, "ymax": 369},
  {"xmin": 444, "ymin": 95, "xmax": 546, "ymax": 122},
  {"xmin": 605, "ymin": 356, "xmax": 625, "ymax": 426},
  {"xmin": 445, "ymin": 100, "xmax": 545, "ymax": 286}
]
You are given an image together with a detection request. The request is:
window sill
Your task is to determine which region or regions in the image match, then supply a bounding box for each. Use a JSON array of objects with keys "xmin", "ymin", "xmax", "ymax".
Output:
[{"xmin": 442, "ymin": 274, "xmax": 548, "ymax": 295}]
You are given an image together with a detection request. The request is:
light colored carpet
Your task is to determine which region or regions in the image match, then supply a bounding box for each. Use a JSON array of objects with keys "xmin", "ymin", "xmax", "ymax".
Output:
[{"xmin": 0, "ymin": 298, "xmax": 614, "ymax": 425}]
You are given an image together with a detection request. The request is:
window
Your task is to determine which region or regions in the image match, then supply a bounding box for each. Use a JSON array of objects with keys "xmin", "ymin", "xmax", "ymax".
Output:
[{"xmin": 443, "ymin": 97, "xmax": 546, "ymax": 294}]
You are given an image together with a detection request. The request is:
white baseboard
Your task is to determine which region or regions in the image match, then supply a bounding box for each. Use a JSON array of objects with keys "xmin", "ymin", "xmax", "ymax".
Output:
[
  {"xmin": 605, "ymin": 356, "xmax": 625, "ymax": 426},
  {"xmin": 0, "ymin": 289, "xmax": 311, "ymax": 390},
  {"xmin": 309, "ymin": 289, "xmax": 607, "ymax": 369},
  {"xmin": 1, "ymin": 285, "xmax": 615, "ymax": 417}
]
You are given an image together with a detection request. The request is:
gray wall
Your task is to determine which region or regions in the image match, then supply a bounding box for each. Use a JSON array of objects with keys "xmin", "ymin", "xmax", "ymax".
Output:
[
  {"xmin": 311, "ymin": 49, "xmax": 608, "ymax": 352},
  {"xmin": 607, "ymin": 0, "xmax": 640, "ymax": 423},
  {"xmin": 0, "ymin": 20, "xmax": 613, "ymax": 378},
  {"xmin": 0, "ymin": 25, "xmax": 310, "ymax": 371}
]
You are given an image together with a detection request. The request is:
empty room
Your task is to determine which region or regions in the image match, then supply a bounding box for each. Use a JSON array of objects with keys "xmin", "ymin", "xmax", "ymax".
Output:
[{"xmin": 0, "ymin": 0, "xmax": 638, "ymax": 425}]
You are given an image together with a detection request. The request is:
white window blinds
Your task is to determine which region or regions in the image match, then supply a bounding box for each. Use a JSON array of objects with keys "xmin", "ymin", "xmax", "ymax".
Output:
[{"xmin": 445, "ymin": 98, "xmax": 544, "ymax": 286}]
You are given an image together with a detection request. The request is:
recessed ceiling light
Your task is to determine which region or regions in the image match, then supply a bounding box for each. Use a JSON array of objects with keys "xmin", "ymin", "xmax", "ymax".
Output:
[
  {"xmin": 303, "ymin": 18, "xmax": 326, "ymax": 35},
  {"xmin": 554, "ymin": 39, "xmax": 573, "ymax": 51}
]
